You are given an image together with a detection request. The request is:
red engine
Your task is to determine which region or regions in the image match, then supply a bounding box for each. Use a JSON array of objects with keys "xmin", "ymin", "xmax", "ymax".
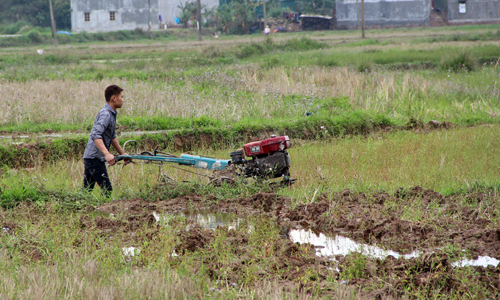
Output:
[
  {"xmin": 230, "ymin": 136, "xmax": 292, "ymax": 181},
  {"xmin": 243, "ymin": 136, "xmax": 291, "ymax": 157}
]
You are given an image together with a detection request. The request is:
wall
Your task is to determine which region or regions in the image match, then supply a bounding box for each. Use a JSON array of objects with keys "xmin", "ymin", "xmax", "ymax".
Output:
[
  {"xmin": 335, "ymin": 0, "xmax": 431, "ymax": 29},
  {"xmin": 71, "ymin": 0, "xmax": 159, "ymax": 32},
  {"xmin": 158, "ymin": 0, "xmax": 219, "ymax": 26},
  {"xmin": 447, "ymin": 0, "xmax": 499, "ymax": 23}
]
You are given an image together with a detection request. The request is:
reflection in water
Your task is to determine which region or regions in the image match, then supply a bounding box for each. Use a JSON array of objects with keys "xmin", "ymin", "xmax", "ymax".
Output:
[
  {"xmin": 289, "ymin": 229, "xmax": 421, "ymax": 259},
  {"xmin": 147, "ymin": 213, "xmax": 500, "ymax": 268},
  {"xmin": 289, "ymin": 229, "xmax": 500, "ymax": 268},
  {"xmin": 153, "ymin": 211, "xmax": 243, "ymax": 230},
  {"xmin": 452, "ymin": 256, "xmax": 500, "ymax": 268},
  {"xmin": 186, "ymin": 213, "xmax": 241, "ymax": 230}
]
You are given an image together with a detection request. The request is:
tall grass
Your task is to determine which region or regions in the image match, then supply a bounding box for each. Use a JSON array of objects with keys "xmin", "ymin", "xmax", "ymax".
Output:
[
  {"xmin": 0, "ymin": 28, "xmax": 179, "ymax": 48},
  {"xmin": 2, "ymin": 125, "xmax": 499, "ymax": 205},
  {"xmin": 1, "ymin": 64, "xmax": 499, "ymax": 130},
  {"xmin": 286, "ymin": 125, "xmax": 500, "ymax": 199}
]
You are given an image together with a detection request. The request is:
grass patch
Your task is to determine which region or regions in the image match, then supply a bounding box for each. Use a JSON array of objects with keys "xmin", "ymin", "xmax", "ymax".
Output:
[
  {"xmin": 204, "ymin": 37, "xmax": 326, "ymax": 60},
  {"xmin": 0, "ymin": 110, "xmax": 394, "ymax": 168},
  {"xmin": 440, "ymin": 51, "xmax": 477, "ymax": 72},
  {"xmin": 0, "ymin": 28, "xmax": 178, "ymax": 48},
  {"xmin": 1, "ymin": 125, "xmax": 499, "ymax": 203}
]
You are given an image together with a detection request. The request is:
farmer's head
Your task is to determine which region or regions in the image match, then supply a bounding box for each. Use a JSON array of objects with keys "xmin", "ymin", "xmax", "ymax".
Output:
[{"xmin": 105, "ymin": 85, "xmax": 124, "ymax": 108}]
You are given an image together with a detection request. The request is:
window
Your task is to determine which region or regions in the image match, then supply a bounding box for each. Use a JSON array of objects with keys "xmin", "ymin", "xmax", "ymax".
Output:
[
  {"xmin": 458, "ymin": 0, "xmax": 466, "ymax": 13},
  {"xmin": 84, "ymin": 12, "xmax": 90, "ymax": 22},
  {"xmin": 110, "ymin": 11, "xmax": 116, "ymax": 21},
  {"xmin": 459, "ymin": 3, "xmax": 466, "ymax": 13}
]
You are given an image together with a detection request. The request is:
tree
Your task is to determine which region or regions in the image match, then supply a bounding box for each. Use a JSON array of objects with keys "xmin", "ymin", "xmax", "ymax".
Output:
[
  {"xmin": 217, "ymin": 0, "xmax": 255, "ymax": 34},
  {"xmin": 203, "ymin": 6, "xmax": 218, "ymax": 28},
  {"xmin": 0, "ymin": 0, "xmax": 71, "ymax": 30},
  {"xmin": 294, "ymin": 0, "xmax": 336, "ymax": 15},
  {"xmin": 177, "ymin": 1, "xmax": 198, "ymax": 28}
]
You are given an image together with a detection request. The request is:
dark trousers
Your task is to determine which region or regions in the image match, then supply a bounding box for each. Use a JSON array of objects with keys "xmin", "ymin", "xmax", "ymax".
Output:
[{"xmin": 83, "ymin": 158, "xmax": 113, "ymax": 197}]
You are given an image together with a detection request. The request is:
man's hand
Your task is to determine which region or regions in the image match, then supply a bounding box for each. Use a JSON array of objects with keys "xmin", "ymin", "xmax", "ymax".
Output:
[{"xmin": 105, "ymin": 153, "xmax": 116, "ymax": 166}]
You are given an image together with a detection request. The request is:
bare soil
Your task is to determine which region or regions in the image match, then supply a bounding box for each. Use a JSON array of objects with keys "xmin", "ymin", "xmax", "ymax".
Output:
[
  {"xmin": 89, "ymin": 187, "xmax": 500, "ymax": 298},
  {"xmin": 2, "ymin": 186, "xmax": 499, "ymax": 297},
  {"xmin": 95, "ymin": 187, "xmax": 500, "ymax": 258}
]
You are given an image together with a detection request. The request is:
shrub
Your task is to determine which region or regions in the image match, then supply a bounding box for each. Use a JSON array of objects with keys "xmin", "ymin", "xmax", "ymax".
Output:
[
  {"xmin": 17, "ymin": 25, "xmax": 32, "ymax": 34},
  {"xmin": 261, "ymin": 57, "xmax": 282, "ymax": 68},
  {"xmin": 357, "ymin": 59, "xmax": 373, "ymax": 73},
  {"xmin": 94, "ymin": 32, "xmax": 106, "ymax": 41},
  {"xmin": 268, "ymin": 7, "xmax": 283, "ymax": 18},
  {"xmin": 58, "ymin": 33, "xmax": 71, "ymax": 44},
  {"xmin": 27, "ymin": 31, "xmax": 43, "ymax": 43},
  {"xmin": 2, "ymin": 21, "xmax": 29, "ymax": 34},
  {"xmin": 279, "ymin": 37, "xmax": 325, "ymax": 51},
  {"xmin": 133, "ymin": 27, "xmax": 147, "ymax": 38},
  {"xmin": 201, "ymin": 46, "xmax": 227, "ymax": 58},
  {"xmin": 110, "ymin": 30, "xmax": 132, "ymax": 40},
  {"xmin": 316, "ymin": 55, "xmax": 338, "ymax": 67},
  {"xmin": 440, "ymin": 51, "xmax": 476, "ymax": 72},
  {"xmin": 235, "ymin": 43, "xmax": 266, "ymax": 59},
  {"xmin": 341, "ymin": 253, "xmax": 368, "ymax": 279},
  {"xmin": 80, "ymin": 31, "xmax": 91, "ymax": 42}
]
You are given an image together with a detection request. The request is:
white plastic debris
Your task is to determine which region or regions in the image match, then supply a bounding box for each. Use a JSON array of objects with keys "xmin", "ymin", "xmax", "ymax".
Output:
[
  {"xmin": 152, "ymin": 211, "xmax": 161, "ymax": 222},
  {"xmin": 122, "ymin": 247, "xmax": 140, "ymax": 257},
  {"xmin": 37, "ymin": 49, "xmax": 43, "ymax": 55}
]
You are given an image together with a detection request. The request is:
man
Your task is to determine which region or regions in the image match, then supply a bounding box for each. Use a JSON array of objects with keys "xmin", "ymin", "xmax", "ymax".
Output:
[
  {"xmin": 83, "ymin": 85, "xmax": 127, "ymax": 196},
  {"xmin": 264, "ymin": 25, "xmax": 271, "ymax": 36}
]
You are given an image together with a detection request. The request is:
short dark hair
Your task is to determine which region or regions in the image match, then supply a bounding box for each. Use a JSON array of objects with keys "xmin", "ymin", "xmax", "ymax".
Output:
[{"xmin": 104, "ymin": 85, "xmax": 124, "ymax": 102}]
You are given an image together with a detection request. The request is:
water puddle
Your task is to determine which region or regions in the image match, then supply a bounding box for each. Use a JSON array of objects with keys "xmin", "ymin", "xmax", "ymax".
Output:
[
  {"xmin": 112, "ymin": 212, "xmax": 500, "ymax": 268},
  {"xmin": 452, "ymin": 256, "xmax": 500, "ymax": 268},
  {"xmin": 289, "ymin": 229, "xmax": 422, "ymax": 260},
  {"xmin": 153, "ymin": 211, "xmax": 245, "ymax": 231},
  {"xmin": 290, "ymin": 229, "xmax": 499, "ymax": 268}
]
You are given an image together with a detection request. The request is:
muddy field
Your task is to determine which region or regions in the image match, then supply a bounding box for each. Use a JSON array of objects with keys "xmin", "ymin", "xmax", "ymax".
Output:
[{"xmin": 75, "ymin": 186, "xmax": 500, "ymax": 298}]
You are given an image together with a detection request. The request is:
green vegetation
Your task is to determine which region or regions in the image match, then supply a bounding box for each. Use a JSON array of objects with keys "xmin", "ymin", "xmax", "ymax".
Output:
[
  {"xmin": 1, "ymin": 125, "xmax": 500, "ymax": 298},
  {"xmin": 0, "ymin": 33, "xmax": 499, "ymax": 137},
  {"xmin": 0, "ymin": 110, "xmax": 392, "ymax": 168},
  {"xmin": 2, "ymin": 124, "xmax": 499, "ymax": 206},
  {"xmin": 0, "ymin": 0, "xmax": 70, "ymax": 30},
  {"xmin": 0, "ymin": 198, "xmax": 329, "ymax": 299},
  {"xmin": 1, "ymin": 25, "xmax": 500, "ymax": 299},
  {"xmin": 0, "ymin": 28, "xmax": 179, "ymax": 48},
  {"xmin": 0, "ymin": 27, "xmax": 499, "ymax": 173}
]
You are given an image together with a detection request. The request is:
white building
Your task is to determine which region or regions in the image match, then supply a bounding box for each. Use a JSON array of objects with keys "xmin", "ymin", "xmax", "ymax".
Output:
[{"xmin": 71, "ymin": 0, "xmax": 218, "ymax": 32}]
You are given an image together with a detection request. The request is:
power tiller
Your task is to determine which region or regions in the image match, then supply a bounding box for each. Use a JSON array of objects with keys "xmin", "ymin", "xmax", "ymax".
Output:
[{"xmin": 115, "ymin": 135, "xmax": 295, "ymax": 186}]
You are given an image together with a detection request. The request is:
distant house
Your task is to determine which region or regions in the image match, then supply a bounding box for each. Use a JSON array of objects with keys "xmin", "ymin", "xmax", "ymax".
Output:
[
  {"xmin": 445, "ymin": 0, "xmax": 499, "ymax": 24},
  {"xmin": 335, "ymin": 0, "xmax": 431, "ymax": 29},
  {"xmin": 71, "ymin": 0, "xmax": 218, "ymax": 32}
]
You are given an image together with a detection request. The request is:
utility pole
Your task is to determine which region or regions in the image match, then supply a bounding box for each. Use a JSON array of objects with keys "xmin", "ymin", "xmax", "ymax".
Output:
[
  {"xmin": 49, "ymin": 0, "xmax": 58, "ymax": 46},
  {"xmin": 148, "ymin": 0, "xmax": 151, "ymax": 31},
  {"xmin": 197, "ymin": 0, "xmax": 202, "ymax": 41},
  {"xmin": 361, "ymin": 0, "xmax": 365, "ymax": 38},
  {"xmin": 356, "ymin": 0, "xmax": 360, "ymax": 29},
  {"xmin": 263, "ymin": 0, "xmax": 267, "ymax": 28}
]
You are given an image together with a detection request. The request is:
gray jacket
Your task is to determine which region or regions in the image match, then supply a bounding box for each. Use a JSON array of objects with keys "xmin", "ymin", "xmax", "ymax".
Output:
[{"xmin": 83, "ymin": 103, "xmax": 117, "ymax": 162}]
